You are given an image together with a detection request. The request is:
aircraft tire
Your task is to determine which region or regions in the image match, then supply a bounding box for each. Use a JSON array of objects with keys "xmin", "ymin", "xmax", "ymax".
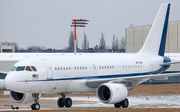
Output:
[
  {"xmin": 31, "ymin": 103, "xmax": 40, "ymax": 110},
  {"xmin": 65, "ymin": 98, "xmax": 72, "ymax": 107},
  {"xmin": 121, "ymin": 98, "xmax": 129, "ymax": 108},
  {"xmin": 57, "ymin": 98, "xmax": 65, "ymax": 107},
  {"xmin": 114, "ymin": 102, "xmax": 121, "ymax": 108}
]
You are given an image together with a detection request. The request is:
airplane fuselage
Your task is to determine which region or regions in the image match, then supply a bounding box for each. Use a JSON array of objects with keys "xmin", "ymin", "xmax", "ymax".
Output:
[{"xmin": 5, "ymin": 53, "xmax": 169, "ymax": 94}]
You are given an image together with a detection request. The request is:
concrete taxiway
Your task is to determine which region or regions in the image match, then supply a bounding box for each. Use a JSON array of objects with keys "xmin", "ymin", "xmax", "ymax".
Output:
[{"xmin": 0, "ymin": 95, "xmax": 180, "ymax": 111}]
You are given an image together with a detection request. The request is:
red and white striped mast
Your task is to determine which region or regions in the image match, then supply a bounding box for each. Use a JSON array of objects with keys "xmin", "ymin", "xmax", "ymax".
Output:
[{"xmin": 71, "ymin": 19, "xmax": 89, "ymax": 55}]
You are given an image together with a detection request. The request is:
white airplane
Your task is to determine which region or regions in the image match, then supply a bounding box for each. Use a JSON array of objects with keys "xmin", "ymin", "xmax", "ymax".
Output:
[
  {"xmin": 0, "ymin": 52, "xmax": 179, "ymax": 91},
  {"xmin": 4, "ymin": 3, "xmax": 179, "ymax": 110}
]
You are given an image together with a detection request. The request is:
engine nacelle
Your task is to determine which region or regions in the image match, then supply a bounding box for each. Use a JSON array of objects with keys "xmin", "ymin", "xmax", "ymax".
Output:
[
  {"xmin": 96, "ymin": 83, "xmax": 128, "ymax": 104},
  {"xmin": 10, "ymin": 90, "xmax": 40, "ymax": 103}
]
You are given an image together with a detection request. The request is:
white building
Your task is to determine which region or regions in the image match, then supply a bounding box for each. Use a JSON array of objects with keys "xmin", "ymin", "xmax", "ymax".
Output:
[{"xmin": 0, "ymin": 44, "xmax": 15, "ymax": 53}]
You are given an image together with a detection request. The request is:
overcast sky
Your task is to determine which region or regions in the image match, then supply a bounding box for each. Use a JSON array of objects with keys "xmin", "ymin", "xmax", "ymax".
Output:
[{"xmin": 0, "ymin": 0, "xmax": 180, "ymax": 49}]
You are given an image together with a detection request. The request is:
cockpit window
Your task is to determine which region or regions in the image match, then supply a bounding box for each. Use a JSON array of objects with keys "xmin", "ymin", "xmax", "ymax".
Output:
[
  {"xmin": 31, "ymin": 66, "xmax": 37, "ymax": 71},
  {"xmin": 16, "ymin": 66, "xmax": 25, "ymax": 71},
  {"xmin": 26, "ymin": 66, "xmax": 32, "ymax": 71},
  {"xmin": 11, "ymin": 66, "xmax": 16, "ymax": 71}
]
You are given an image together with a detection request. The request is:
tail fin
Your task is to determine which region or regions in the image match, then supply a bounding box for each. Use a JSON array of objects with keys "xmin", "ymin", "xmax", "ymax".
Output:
[{"xmin": 138, "ymin": 3, "xmax": 170, "ymax": 56}]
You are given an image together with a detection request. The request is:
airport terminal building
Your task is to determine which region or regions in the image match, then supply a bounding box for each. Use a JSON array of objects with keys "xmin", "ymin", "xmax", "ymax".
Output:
[{"xmin": 126, "ymin": 20, "xmax": 180, "ymax": 53}]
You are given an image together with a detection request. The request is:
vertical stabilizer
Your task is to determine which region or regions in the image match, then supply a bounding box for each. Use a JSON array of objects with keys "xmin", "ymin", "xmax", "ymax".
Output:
[{"xmin": 138, "ymin": 3, "xmax": 170, "ymax": 56}]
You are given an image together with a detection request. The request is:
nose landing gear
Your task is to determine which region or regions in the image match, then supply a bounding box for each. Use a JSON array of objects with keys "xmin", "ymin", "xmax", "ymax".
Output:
[
  {"xmin": 31, "ymin": 93, "xmax": 40, "ymax": 110},
  {"xmin": 31, "ymin": 103, "xmax": 40, "ymax": 110}
]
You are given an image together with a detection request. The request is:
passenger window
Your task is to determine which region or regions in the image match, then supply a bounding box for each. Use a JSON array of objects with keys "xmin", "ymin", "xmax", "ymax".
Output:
[
  {"xmin": 74, "ymin": 67, "xmax": 76, "ymax": 70},
  {"xmin": 107, "ymin": 66, "xmax": 109, "ymax": 69},
  {"xmin": 31, "ymin": 66, "xmax": 37, "ymax": 71},
  {"xmin": 16, "ymin": 66, "xmax": 25, "ymax": 71},
  {"xmin": 61, "ymin": 67, "xmax": 63, "ymax": 70},
  {"xmin": 99, "ymin": 66, "xmax": 101, "ymax": 69},
  {"xmin": 58, "ymin": 67, "xmax": 60, "ymax": 70},
  {"xmin": 26, "ymin": 66, "xmax": 32, "ymax": 71},
  {"xmin": 77, "ymin": 67, "xmax": 79, "ymax": 70},
  {"xmin": 11, "ymin": 66, "xmax": 16, "ymax": 71},
  {"xmin": 69, "ymin": 67, "xmax": 71, "ymax": 70},
  {"xmin": 63, "ymin": 67, "xmax": 65, "ymax": 70},
  {"xmin": 85, "ymin": 66, "xmax": 87, "ymax": 69},
  {"xmin": 66, "ymin": 67, "xmax": 68, "ymax": 70},
  {"xmin": 82, "ymin": 66, "xmax": 84, "ymax": 70},
  {"xmin": 55, "ymin": 67, "xmax": 57, "ymax": 70}
]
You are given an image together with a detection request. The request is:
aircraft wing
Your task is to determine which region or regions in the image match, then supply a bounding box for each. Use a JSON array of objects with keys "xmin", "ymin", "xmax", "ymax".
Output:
[
  {"xmin": 86, "ymin": 60, "xmax": 180, "ymax": 89},
  {"xmin": 85, "ymin": 72, "xmax": 180, "ymax": 89}
]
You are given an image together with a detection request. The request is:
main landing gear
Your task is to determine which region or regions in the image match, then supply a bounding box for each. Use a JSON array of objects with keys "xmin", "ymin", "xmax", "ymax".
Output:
[
  {"xmin": 29, "ymin": 93, "xmax": 127, "ymax": 110},
  {"xmin": 57, "ymin": 93, "xmax": 72, "ymax": 108},
  {"xmin": 31, "ymin": 93, "xmax": 41, "ymax": 110},
  {"xmin": 114, "ymin": 98, "xmax": 129, "ymax": 108}
]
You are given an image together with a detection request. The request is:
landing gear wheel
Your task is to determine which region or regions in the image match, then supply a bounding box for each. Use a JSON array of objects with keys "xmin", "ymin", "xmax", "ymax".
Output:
[
  {"xmin": 65, "ymin": 98, "xmax": 72, "ymax": 107},
  {"xmin": 31, "ymin": 103, "xmax": 40, "ymax": 110},
  {"xmin": 114, "ymin": 102, "xmax": 121, "ymax": 108},
  {"xmin": 121, "ymin": 98, "xmax": 129, "ymax": 108},
  {"xmin": 57, "ymin": 98, "xmax": 65, "ymax": 107}
]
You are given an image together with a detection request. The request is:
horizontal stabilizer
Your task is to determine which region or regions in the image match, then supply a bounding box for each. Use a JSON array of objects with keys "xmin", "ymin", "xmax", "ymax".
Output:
[{"xmin": 160, "ymin": 61, "xmax": 180, "ymax": 66}]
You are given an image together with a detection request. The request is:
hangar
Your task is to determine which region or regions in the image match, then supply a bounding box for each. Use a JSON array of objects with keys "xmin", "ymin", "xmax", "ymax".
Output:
[{"xmin": 126, "ymin": 20, "xmax": 180, "ymax": 53}]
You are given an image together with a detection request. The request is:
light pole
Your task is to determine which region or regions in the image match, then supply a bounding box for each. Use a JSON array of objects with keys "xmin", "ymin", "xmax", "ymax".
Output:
[{"xmin": 71, "ymin": 19, "xmax": 89, "ymax": 55}]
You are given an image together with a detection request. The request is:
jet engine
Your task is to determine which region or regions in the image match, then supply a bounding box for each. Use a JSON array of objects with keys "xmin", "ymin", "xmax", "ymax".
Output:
[
  {"xmin": 10, "ymin": 90, "xmax": 39, "ymax": 103},
  {"xmin": 96, "ymin": 83, "xmax": 128, "ymax": 104}
]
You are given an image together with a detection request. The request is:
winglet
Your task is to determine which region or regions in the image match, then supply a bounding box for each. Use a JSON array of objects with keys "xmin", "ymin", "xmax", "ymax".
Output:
[{"xmin": 138, "ymin": 3, "xmax": 170, "ymax": 56}]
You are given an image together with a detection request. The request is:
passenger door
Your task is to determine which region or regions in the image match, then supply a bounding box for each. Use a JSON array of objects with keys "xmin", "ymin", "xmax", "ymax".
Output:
[{"xmin": 42, "ymin": 59, "xmax": 53, "ymax": 79}]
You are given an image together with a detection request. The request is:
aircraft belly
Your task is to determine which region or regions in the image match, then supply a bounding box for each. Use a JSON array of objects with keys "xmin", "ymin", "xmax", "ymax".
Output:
[
  {"xmin": 39, "ymin": 80, "xmax": 71, "ymax": 93},
  {"xmin": 19, "ymin": 80, "xmax": 70, "ymax": 93},
  {"xmin": 66, "ymin": 80, "xmax": 96, "ymax": 93}
]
